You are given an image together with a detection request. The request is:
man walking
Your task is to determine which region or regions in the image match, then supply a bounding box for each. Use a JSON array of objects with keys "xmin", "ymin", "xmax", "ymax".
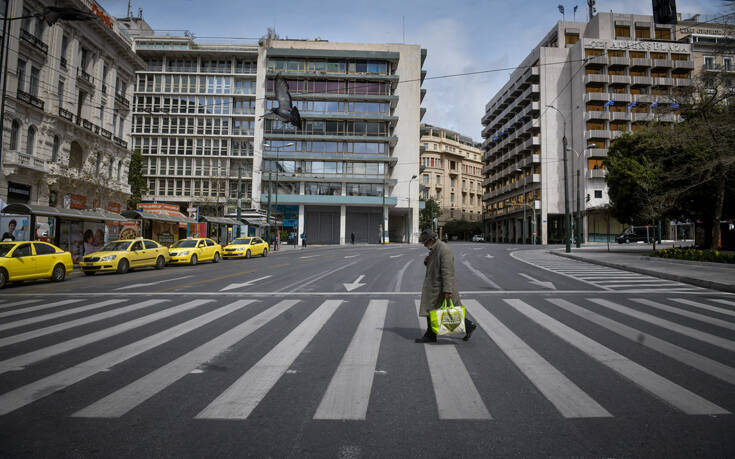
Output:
[
  {"xmin": 416, "ymin": 229, "xmax": 476, "ymax": 343},
  {"xmin": 351, "ymin": 232, "xmax": 355, "ymax": 244}
]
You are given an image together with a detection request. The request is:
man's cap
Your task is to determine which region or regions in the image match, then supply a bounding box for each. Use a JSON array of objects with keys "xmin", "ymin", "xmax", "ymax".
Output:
[{"xmin": 419, "ymin": 229, "xmax": 437, "ymax": 243}]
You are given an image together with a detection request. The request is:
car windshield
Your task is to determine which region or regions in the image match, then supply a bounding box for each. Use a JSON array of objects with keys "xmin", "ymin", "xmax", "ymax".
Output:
[
  {"xmin": 100, "ymin": 241, "xmax": 132, "ymax": 252},
  {"xmin": 0, "ymin": 243, "xmax": 14, "ymax": 257},
  {"xmin": 172, "ymin": 239, "xmax": 198, "ymax": 248},
  {"xmin": 232, "ymin": 238, "xmax": 252, "ymax": 245}
]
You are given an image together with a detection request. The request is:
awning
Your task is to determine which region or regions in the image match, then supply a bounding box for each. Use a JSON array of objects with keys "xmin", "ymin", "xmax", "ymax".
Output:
[
  {"xmin": 199, "ymin": 216, "xmax": 241, "ymax": 225},
  {"xmin": 121, "ymin": 210, "xmax": 194, "ymax": 224},
  {"xmin": 1, "ymin": 203, "xmax": 128, "ymax": 222}
]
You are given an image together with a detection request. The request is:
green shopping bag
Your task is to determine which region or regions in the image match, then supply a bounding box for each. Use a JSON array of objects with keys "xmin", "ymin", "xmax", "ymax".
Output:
[{"xmin": 429, "ymin": 299, "xmax": 466, "ymax": 336}]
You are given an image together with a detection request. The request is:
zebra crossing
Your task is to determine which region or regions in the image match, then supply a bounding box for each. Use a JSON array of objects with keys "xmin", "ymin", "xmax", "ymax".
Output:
[
  {"xmin": 0, "ymin": 293, "xmax": 733, "ymax": 422},
  {"xmin": 512, "ymin": 249, "xmax": 705, "ymax": 292}
]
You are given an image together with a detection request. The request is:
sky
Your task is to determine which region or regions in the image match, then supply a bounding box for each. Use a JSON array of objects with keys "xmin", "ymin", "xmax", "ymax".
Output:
[{"xmin": 101, "ymin": 0, "xmax": 724, "ymax": 142}]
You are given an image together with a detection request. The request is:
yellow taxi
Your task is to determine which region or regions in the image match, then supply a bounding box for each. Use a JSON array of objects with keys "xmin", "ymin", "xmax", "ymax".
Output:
[
  {"xmin": 167, "ymin": 237, "xmax": 222, "ymax": 265},
  {"xmin": 222, "ymin": 236, "xmax": 269, "ymax": 259},
  {"xmin": 0, "ymin": 241, "xmax": 73, "ymax": 288},
  {"xmin": 79, "ymin": 238, "xmax": 170, "ymax": 275}
]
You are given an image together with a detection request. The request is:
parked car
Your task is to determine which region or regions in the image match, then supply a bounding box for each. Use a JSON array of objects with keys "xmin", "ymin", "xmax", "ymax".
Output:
[
  {"xmin": 471, "ymin": 234, "xmax": 485, "ymax": 242},
  {"xmin": 615, "ymin": 226, "xmax": 654, "ymax": 244},
  {"xmin": 167, "ymin": 238, "xmax": 222, "ymax": 265},
  {"xmin": 79, "ymin": 238, "xmax": 170, "ymax": 275},
  {"xmin": 0, "ymin": 241, "xmax": 73, "ymax": 288},
  {"xmin": 222, "ymin": 237, "xmax": 269, "ymax": 259}
]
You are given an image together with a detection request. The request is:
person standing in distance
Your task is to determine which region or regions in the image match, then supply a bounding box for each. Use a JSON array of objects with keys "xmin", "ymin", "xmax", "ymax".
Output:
[
  {"xmin": 416, "ymin": 229, "xmax": 477, "ymax": 343},
  {"xmin": 351, "ymin": 232, "xmax": 355, "ymax": 244}
]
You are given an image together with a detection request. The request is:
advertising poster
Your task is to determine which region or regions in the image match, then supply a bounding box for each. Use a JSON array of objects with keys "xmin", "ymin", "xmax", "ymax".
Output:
[
  {"xmin": 83, "ymin": 222, "xmax": 106, "ymax": 255},
  {"xmin": 0, "ymin": 214, "xmax": 30, "ymax": 241},
  {"xmin": 119, "ymin": 221, "xmax": 141, "ymax": 240},
  {"xmin": 70, "ymin": 222, "xmax": 84, "ymax": 263},
  {"xmin": 105, "ymin": 222, "xmax": 120, "ymax": 243}
]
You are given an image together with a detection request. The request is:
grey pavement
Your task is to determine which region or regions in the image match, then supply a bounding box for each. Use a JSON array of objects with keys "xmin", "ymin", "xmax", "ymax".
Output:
[{"xmin": 553, "ymin": 242, "xmax": 735, "ymax": 293}]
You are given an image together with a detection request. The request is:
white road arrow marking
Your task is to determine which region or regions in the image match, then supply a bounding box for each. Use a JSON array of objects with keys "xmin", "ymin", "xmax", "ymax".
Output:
[
  {"xmin": 220, "ymin": 275, "xmax": 273, "ymax": 292},
  {"xmin": 344, "ymin": 275, "xmax": 366, "ymax": 292},
  {"xmin": 486, "ymin": 254, "xmax": 494, "ymax": 259},
  {"xmin": 389, "ymin": 254, "xmax": 403, "ymax": 258},
  {"xmin": 114, "ymin": 275, "xmax": 193, "ymax": 291},
  {"xmin": 519, "ymin": 273, "xmax": 556, "ymax": 290},
  {"xmin": 461, "ymin": 261, "xmax": 501, "ymax": 289}
]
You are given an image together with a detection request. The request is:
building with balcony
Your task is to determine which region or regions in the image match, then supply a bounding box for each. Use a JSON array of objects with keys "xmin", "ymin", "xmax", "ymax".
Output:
[
  {"xmin": 1, "ymin": 0, "xmax": 141, "ymax": 239},
  {"xmin": 481, "ymin": 12, "xmax": 693, "ymax": 244},
  {"xmin": 419, "ymin": 123, "xmax": 483, "ymax": 226}
]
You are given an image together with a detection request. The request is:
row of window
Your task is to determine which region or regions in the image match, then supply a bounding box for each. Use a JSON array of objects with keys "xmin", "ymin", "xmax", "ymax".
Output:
[
  {"xmin": 134, "ymin": 96, "xmax": 256, "ymax": 115},
  {"xmin": 421, "ymin": 142, "xmax": 482, "ymax": 161},
  {"xmin": 264, "ymin": 119, "xmax": 390, "ymax": 137},
  {"xmin": 133, "ymin": 136, "xmax": 231, "ymax": 156},
  {"xmin": 136, "ymin": 74, "xmax": 256, "ymax": 95},
  {"xmin": 146, "ymin": 178, "xmax": 249, "ymax": 198},
  {"xmin": 143, "ymin": 59, "xmax": 257, "ymax": 74},
  {"xmin": 585, "ymin": 68, "xmax": 691, "ymax": 78},
  {"xmin": 421, "ymin": 172, "xmax": 482, "ymax": 191},
  {"xmin": 262, "ymin": 160, "xmax": 386, "ymax": 176},
  {"xmin": 585, "ymin": 49, "xmax": 685, "ymax": 60},
  {"xmin": 262, "ymin": 182, "xmax": 385, "ymax": 197},
  {"xmin": 265, "ymin": 99, "xmax": 390, "ymax": 115},
  {"xmin": 267, "ymin": 59, "xmax": 390, "ymax": 75},
  {"xmin": 422, "ymin": 188, "xmax": 481, "ymax": 206},
  {"xmin": 265, "ymin": 79, "xmax": 392, "ymax": 96},
  {"xmin": 143, "ymin": 157, "xmax": 248, "ymax": 177},
  {"xmin": 133, "ymin": 116, "xmax": 255, "ymax": 136},
  {"xmin": 264, "ymin": 140, "xmax": 388, "ymax": 154}
]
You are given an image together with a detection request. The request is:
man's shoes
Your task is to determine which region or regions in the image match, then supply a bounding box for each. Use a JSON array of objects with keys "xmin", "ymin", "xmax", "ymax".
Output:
[{"xmin": 463, "ymin": 320, "xmax": 477, "ymax": 341}]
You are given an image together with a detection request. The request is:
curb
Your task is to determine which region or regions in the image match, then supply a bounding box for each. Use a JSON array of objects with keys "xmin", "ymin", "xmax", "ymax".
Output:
[{"xmin": 551, "ymin": 251, "xmax": 735, "ymax": 294}]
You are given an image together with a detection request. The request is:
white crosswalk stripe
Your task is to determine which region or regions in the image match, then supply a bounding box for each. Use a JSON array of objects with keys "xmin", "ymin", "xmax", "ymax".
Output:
[
  {"xmin": 0, "ymin": 294, "xmax": 733, "ymax": 422},
  {"xmin": 0, "ymin": 299, "xmax": 83, "ymax": 318},
  {"xmin": 0, "ymin": 299, "xmax": 44, "ymax": 309}
]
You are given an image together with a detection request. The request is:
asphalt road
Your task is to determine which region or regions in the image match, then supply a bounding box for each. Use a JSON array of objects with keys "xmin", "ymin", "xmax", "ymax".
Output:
[{"xmin": 0, "ymin": 242, "xmax": 734, "ymax": 458}]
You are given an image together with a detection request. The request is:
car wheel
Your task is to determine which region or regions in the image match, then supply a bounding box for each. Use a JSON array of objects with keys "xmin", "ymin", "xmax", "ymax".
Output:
[
  {"xmin": 245, "ymin": 249, "xmax": 251, "ymax": 259},
  {"xmin": 262, "ymin": 248, "xmax": 268, "ymax": 257},
  {"xmin": 155, "ymin": 256, "xmax": 165, "ymax": 269},
  {"xmin": 83, "ymin": 271, "xmax": 96, "ymax": 276},
  {"xmin": 625, "ymin": 238, "xmax": 630, "ymax": 244},
  {"xmin": 0, "ymin": 269, "xmax": 7, "ymax": 289},
  {"xmin": 117, "ymin": 258, "xmax": 130, "ymax": 274},
  {"xmin": 51, "ymin": 264, "xmax": 66, "ymax": 282},
  {"xmin": 190, "ymin": 254, "xmax": 198, "ymax": 266},
  {"xmin": 213, "ymin": 252, "xmax": 221, "ymax": 263}
]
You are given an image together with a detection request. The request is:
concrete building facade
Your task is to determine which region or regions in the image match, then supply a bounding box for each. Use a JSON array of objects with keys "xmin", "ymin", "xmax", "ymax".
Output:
[
  {"xmin": 419, "ymin": 123, "xmax": 483, "ymax": 225},
  {"xmin": 481, "ymin": 12, "xmax": 693, "ymax": 244}
]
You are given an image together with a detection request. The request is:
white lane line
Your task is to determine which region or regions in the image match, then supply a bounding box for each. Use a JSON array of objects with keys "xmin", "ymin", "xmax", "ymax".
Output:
[
  {"xmin": 0, "ymin": 299, "xmax": 128, "ymax": 333},
  {"xmin": 588, "ymin": 298, "xmax": 735, "ymax": 352},
  {"xmin": 0, "ymin": 299, "xmax": 83, "ymax": 319},
  {"xmin": 0, "ymin": 299, "xmax": 251, "ymax": 416},
  {"xmin": 0, "ymin": 299, "xmax": 212, "ymax": 375},
  {"xmin": 393, "ymin": 260, "xmax": 414, "ymax": 292},
  {"xmin": 461, "ymin": 260, "xmax": 501, "ymax": 290},
  {"xmin": 671, "ymin": 298, "xmax": 735, "ymax": 318},
  {"xmin": 389, "ymin": 254, "xmax": 403, "ymax": 258},
  {"xmin": 300, "ymin": 255, "xmax": 321, "ymax": 259},
  {"xmin": 599, "ymin": 284, "xmax": 684, "ymax": 289},
  {"xmin": 465, "ymin": 299, "xmax": 609, "ymax": 418},
  {"xmin": 548, "ymin": 298, "xmax": 735, "ymax": 386},
  {"xmin": 314, "ymin": 299, "xmax": 388, "ymax": 420},
  {"xmin": 414, "ymin": 301, "xmax": 491, "ymax": 420},
  {"xmin": 74, "ymin": 299, "xmax": 298, "ymax": 418},
  {"xmin": 0, "ymin": 299, "xmax": 43, "ymax": 310},
  {"xmin": 506, "ymin": 299, "xmax": 728, "ymax": 415},
  {"xmin": 114, "ymin": 275, "xmax": 193, "ymax": 291},
  {"xmin": 196, "ymin": 300, "xmax": 343, "ymax": 420},
  {"xmin": 0, "ymin": 299, "xmax": 168, "ymax": 348},
  {"xmin": 279, "ymin": 261, "xmax": 358, "ymax": 292},
  {"xmin": 632, "ymin": 298, "xmax": 735, "ymax": 332},
  {"xmin": 344, "ymin": 255, "xmax": 359, "ymax": 259},
  {"xmin": 709, "ymin": 298, "xmax": 735, "ymax": 308}
]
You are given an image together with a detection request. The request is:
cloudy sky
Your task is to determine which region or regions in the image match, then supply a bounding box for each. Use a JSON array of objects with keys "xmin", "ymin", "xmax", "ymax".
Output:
[{"xmin": 103, "ymin": 0, "xmax": 723, "ymax": 141}]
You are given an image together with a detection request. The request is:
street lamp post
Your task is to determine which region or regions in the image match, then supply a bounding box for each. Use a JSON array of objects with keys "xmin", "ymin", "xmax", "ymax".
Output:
[
  {"xmin": 568, "ymin": 143, "xmax": 596, "ymax": 248},
  {"xmin": 546, "ymin": 105, "xmax": 571, "ymax": 253},
  {"xmin": 263, "ymin": 142, "xmax": 293, "ymax": 250},
  {"xmin": 408, "ymin": 175, "xmax": 417, "ymax": 243},
  {"xmin": 516, "ymin": 168, "xmax": 526, "ymax": 243}
]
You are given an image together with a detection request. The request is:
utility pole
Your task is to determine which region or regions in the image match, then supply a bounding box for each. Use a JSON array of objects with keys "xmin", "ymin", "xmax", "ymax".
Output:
[
  {"xmin": 266, "ymin": 169, "xmax": 272, "ymax": 247},
  {"xmin": 236, "ymin": 165, "xmax": 242, "ymax": 237},
  {"xmin": 547, "ymin": 105, "xmax": 571, "ymax": 253},
  {"xmin": 576, "ymin": 169, "xmax": 581, "ymax": 248}
]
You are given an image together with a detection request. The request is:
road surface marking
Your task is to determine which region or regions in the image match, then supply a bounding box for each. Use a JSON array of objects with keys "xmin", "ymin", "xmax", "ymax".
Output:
[
  {"xmin": 300, "ymin": 255, "xmax": 321, "ymax": 259},
  {"xmin": 548, "ymin": 298, "xmax": 735, "ymax": 386},
  {"xmin": 518, "ymin": 273, "xmax": 556, "ymax": 290},
  {"xmin": 344, "ymin": 275, "xmax": 366, "ymax": 292},
  {"xmin": 0, "ymin": 299, "xmax": 212, "ymax": 375},
  {"xmin": 0, "ymin": 299, "xmax": 252, "ymax": 416},
  {"xmin": 0, "ymin": 299, "xmax": 127, "ymax": 333},
  {"xmin": 74, "ymin": 300, "xmax": 298, "ymax": 418},
  {"xmin": 672, "ymin": 298, "xmax": 735, "ymax": 318},
  {"xmin": 0, "ymin": 299, "xmax": 169, "ymax": 348},
  {"xmin": 314, "ymin": 299, "xmax": 388, "ymax": 420},
  {"xmin": 465, "ymin": 299, "xmax": 609, "ymax": 418},
  {"xmin": 461, "ymin": 260, "xmax": 501, "ymax": 290},
  {"xmin": 393, "ymin": 260, "xmax": 414, "ymax": 292},
  {"xmin": 114, "ymin": 275, "xmax": 193, "ymax": 291},
  {"xmin": 0, "ymin": 299, "xmax": 82, "ymax": 319},
  {"xmin": 389, "ymin": 254, "xmax": 403, "ymax": 258},
  {"xmin": 506, "ymin": 299, "xmax": 729, "ymax": 415},
  {"xmin": 344, "ymin": 255, "xmax": 359, "ymax": 259},
  {"xmin": 155, "ymin": 269, "xmax": 257, "ymax": 292},
  {"xmin": 485, "ymin": 254, "xmax": 494, "ymax": 259},
  {"xmin": 281, "ymin": 261, "xmax": 358, "ymax": 292},
  {"xmin": 414, "ymin": 301, "xmax": 491, "ymax": 420},
  {"xmin": 221, "ymin": 275, "xmax": 273, "ymax": 292},
  {"xmin": 589, "ymin": 299, "xmax": 735, "ymax": 352},
  {"xmin": 632, "ymin": 298, "xmax": 735, "ymax": 331},
  {"xmin": 710, "ymin": 298, "xmax": 735, "ymax": 307},
  {"xmin": 196, "ymin": 299, "xmax": 343, "ymax": 420},
  {"xmin": 0, "ymin": 299, "xmax": 43, "ymax": 310}
]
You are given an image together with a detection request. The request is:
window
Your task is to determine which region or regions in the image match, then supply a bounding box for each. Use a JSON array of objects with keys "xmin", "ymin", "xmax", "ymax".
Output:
[
  {"xmin": 144, "ymin": 240, "xmax": 158, "ymax": 249},
  {"xmin": 107, "ymin": 157, "xmax": 113, "ymax": 177},
  {"xmin": 724, "ymin": 57, "xmax": 734, "ymax": 72},
  {"xmin": 117, "ymin": 161, "xmax": 122, "ymax": 180},
  {"xmin": 9, "ymin": 120, "xmax": 19, "ymax": 150},
  {"xmin": 594, "ymin": 190, "xmax": 603, "ymax": 199},
  {"xmin": 615, "ymin": 26, "xmax": 630, "ymax": 38},
  {"xmin": 565, "ymin": 33, "xmax": 579, "ymax": 45},
  {"xmin": 635, "ymin": 27, "xmax": 650, "ymax": 39},
  {"xmin": 51, "ymin": 135, "xmax": 59, "ymax": 162},
  {"xmin": 130, "ymin": 241, "xmax": 142, "ymax": 251},
  {"xmin": 58, "ymin": 80, "xmax": 64, "ymax": 109},
  {"xmin": 13, "ymin": 243, "xmax": 31, "ymax": 257},
  {"xmin": 423, "ymin": 174, "xmax": 429, "ymax": 184},
  {"xmin": 33, "ymin": 243, "xmax": 56, "ymax": 255},
  {"xmin": 29, "ymin": 66, "xmax": 40, "ymax": 97},
  {"xmin": 26, "ymin": 126, "xmax": 36, "ymax": 156},
  {"xmin": 704, "ymin": 56, "xmax": 716, "ymax": 70},
  {"xmin": 436, "ymin": 175, "xmax": 440, "ymax": 184},
  {"xmin": 17, "ymin": 59, "xmax": 26, "ymax": 92},
  {"xmin": 655, "ymin": 28, "xmax": 671, "ymax": 40}
]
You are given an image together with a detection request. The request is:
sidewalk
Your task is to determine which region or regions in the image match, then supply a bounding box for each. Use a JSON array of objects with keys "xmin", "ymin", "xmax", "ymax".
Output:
[{"xmin": 551, "ymin": 242, "xmax": 735, "ymax": 293}]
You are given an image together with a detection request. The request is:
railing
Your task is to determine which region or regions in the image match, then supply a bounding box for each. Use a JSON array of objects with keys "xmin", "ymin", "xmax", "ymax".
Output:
[
  {"xmin": 60, "ymin": 57, "xmax": 67, "ymax": 70},
  {"xmin": 77, "ymin": 68, "xmax": 94, "ymax": 85},
  {"xmin": 17, "ymin": 89, "xmax": 44, "ymax": 110},
  {"xmin": 3, "ymin": 150, "xmax": 48, "ymax": 172},
  {"xmin": 113, "ymin": 136, "xmax": 128, "ymax": 148},
  {"xmin": 100, "ymin": 128, "xmax": 112, "ymax": 139},
  {"xmin": 82, "ymin": 118, "xmax": 94, "ymax": 131},
  {"xmin": 59, "ymin": 107, "xmax": 74, "ymax": 122},
  {"xmin": 20, "ymin": 29, "xmax": 48, "ymax": 54},
  {"xmin": 115, "ymin": 92, "xmax": 130, "ymax": 108}
]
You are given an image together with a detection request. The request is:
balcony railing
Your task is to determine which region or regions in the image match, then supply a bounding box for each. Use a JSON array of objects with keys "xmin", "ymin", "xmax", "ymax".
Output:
[
  {"xmin": 77, "ymin": 68, "xmax": 94, "ymax": 85},
  {"xmin": 101, "ymin": 128, "xmax": 112, "ymax": 139},
  {"xmin": 60, "ymin": 57, "xmax": 67, "ymax": 70},
  {"xmin": 17, "ymin": 89, "xmax": 44, "ymax": 110},
  {"xmin": 115, "ymin": 92, "xmax": 130, "ymax": 108},
  {"xmin": 58, "ymin": 107, "xmax": 74, "ymax": 122},
  {"xmin": 3, "ymin": 150, "xmax": 48, "ymax": 172},
  {"xmin": 19, "ymin": 29, "xmax": 48, "ymax": 54},
  {"xmin": 113, "ymin": 136, "xmax": 128, "ymax": 148}
]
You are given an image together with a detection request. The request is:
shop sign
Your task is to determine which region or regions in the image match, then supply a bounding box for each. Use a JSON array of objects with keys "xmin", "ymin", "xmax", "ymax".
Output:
[
  {"xmin": 139, "ymin": 203, "xmax": 180, "ymax": 212},
  {"xmin": 70, "ymin": 194, "xmax": 87, "ymax": 210},
  {"xmin": 7, "ymin": 182, "xmax": 31, "ymax": 201},
  {"xmin": 158, "ymin": 231, "xmax": 175, "ymax": 246},
  {"xmin": 107, "ymin": 202, "xmax": 121, "ymax": 213}
]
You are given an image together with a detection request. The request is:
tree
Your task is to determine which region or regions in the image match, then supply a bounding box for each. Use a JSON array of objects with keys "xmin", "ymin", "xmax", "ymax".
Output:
[
  {"xmin": 419, "ymin": 197, "xmax": 440, "ymax": 230},
  {"xmin": 127, "ymin": 149, "xmax": 147, "ymax": 210}
]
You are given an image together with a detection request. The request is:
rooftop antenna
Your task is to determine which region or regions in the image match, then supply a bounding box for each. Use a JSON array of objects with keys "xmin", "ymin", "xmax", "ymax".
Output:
[{"xmin": 127, "ymin": 0, "xmax": 132, "ymax": 18}]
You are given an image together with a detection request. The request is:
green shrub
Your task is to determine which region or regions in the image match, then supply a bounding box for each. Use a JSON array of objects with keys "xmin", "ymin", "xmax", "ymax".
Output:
[{"xmin": 650, "ymin": 247, "xmax": 735, "ymax": 264}]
